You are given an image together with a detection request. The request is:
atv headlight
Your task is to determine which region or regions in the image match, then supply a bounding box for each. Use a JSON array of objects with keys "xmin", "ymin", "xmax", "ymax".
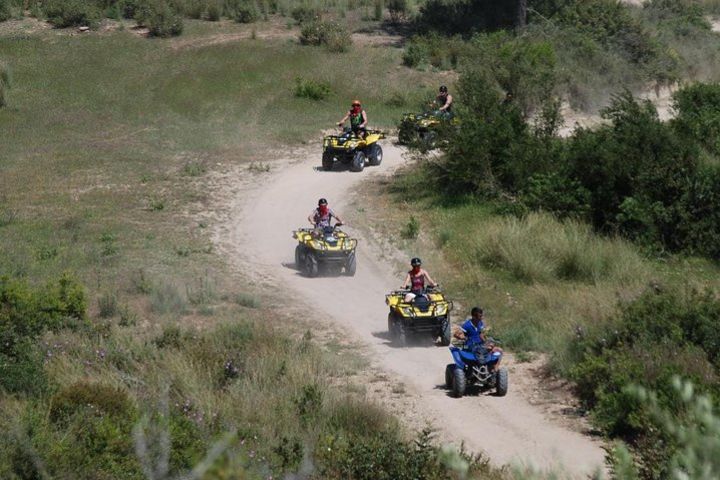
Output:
[
  {"xmin": 310, "ymin": 240, "xmax": 324, "ymax": 250},
  {"xmin": 401, "ymin": 307, "xmax": 414, "ymax": 317},
  {"xmin": 435, "ymin": 304, "xmax": 447, "ymax": 316}
]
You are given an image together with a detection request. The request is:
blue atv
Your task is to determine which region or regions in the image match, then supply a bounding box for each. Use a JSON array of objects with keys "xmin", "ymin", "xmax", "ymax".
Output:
[{"xmin": 445, "ymin": 339, "xmax": 508, "ymax": 398}]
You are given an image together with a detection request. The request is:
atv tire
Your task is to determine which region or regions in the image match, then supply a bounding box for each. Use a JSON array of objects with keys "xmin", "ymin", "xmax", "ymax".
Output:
[
  {"xmin": 303, "ymin": 252, "xmax": 319, "ymax": 277},
  {"xmin": 345, "ymin": 252, "xmax": 356, "ymax": 276},
  {"xmin": 295, "ymin": 245, "xmax": 306, "ymax": 270},
  {"xmin": 350, "ymin": 151, "xmax": 366, "ymax": 172},
  {"xmin": 322, "ymin": 152, "xmax": 334, "ymax": 171},
  {"xmin": 445, "ymin": 364, "xmax": 455, "ymax": 389},
  {"xmin": 388, "ymin": 313, "xmax": 406, "ymax": 347},
  {"xmin": 368, "ymin": 144, "xmax": 383, "ymax": 166},
  {"xmin": 452, "ymin": 368, "xmax": 466, "ymax": 398},
  {"xmin": 422, "ymin": 131, "xmax": 439, "ymax": 151},
  {"xmin": 495, "ymin": 367, "xmax": 508, "ymax": 397},
  {"xmin": 440, "ymin": 318, "xmax": 451, "ymax": 346}
]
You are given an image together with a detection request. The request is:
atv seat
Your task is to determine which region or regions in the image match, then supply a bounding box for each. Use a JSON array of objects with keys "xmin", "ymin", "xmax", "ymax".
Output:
[{"xmin": 412, "ymin": 295, "xmax": 431, "ymax": 312}]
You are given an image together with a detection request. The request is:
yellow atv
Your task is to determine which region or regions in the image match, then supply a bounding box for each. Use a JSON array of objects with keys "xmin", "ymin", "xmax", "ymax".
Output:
[
  {"xmin": 397, "ymin": 110, "xmax": 456, "ymax": 149},
  {"xmin": 322, "ymin": 128, "xmax": 385, "ymax": 172},
  {"xmin": 293, "ymin": 224, "xmax": 357, "ymax": 277},
  {"xmin": 385, "ymin": 286, "xmax": 453, "ymax": 346}
]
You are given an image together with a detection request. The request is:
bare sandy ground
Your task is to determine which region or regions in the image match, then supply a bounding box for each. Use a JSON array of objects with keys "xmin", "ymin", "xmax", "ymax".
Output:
[{"xmin": 214, "ymin": 142, "xmax": 607, "ymax": 477}]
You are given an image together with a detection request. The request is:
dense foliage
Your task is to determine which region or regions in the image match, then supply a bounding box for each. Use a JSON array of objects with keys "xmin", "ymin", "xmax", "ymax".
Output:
[
  {"xmin": 0, "ymin": 275, "xmax": 86, "ymax": 394},
  {"xmin": 569, "ymin": 288, "xmax": 720, "ymax": 479}
]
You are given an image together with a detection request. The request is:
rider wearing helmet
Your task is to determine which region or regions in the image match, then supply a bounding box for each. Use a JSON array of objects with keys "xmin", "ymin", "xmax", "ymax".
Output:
[
  {"xmin": 337, "ymin": 100, "xmax": 368, "ymax": 138},
  {"xmin": 401, "ymin": 257, "xmax": 437, "ymax": 302},
  {"xmin": 308, "ymin": 198, "xmax": 343, "ymax": 233},
  {"xmin": 436, "ymin": 85, "xmax": 453, "ymax": 113}
]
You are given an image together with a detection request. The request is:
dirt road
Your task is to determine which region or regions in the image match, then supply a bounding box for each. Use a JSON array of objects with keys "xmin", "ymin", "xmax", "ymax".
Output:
[{"xmin": 220, "ymin": 143, "xmax": 606, "ymax": 477}]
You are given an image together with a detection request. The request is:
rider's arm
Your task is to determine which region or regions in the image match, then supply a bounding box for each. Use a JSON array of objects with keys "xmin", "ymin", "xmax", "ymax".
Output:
[
  {"xmin": 337, "ymin": 111, "xmax": 350, "ymax": 126},
  {"xmin": 439, "ymin": 95, "xmax": 452, "ymax": 111},
  {"xmin": 308, "ymin": 210, "xmax": 316, "ymax": 226},
  {"xmin": 333, "ymin": 212, "xmax": 343, "ymax": 224},
  {"xmin": 401, "ymin": 273, "xmax": 411, "ymax": 289},
  {"xmin": 360, "ymin": 110, "xmax": 368, "ymax": 128},
  {"xmin": 424, "ymin": 270, "xmax": 438, "ymax": 287}
]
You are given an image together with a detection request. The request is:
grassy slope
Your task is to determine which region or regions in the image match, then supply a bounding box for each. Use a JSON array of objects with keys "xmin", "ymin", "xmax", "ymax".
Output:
[
  {"xmin": 356, "ymin": 169, "xmax": 720, "ymax": 366},
  {"xmin": 1, "ymin": 17, "xmax": 503, "ymax": 480}
]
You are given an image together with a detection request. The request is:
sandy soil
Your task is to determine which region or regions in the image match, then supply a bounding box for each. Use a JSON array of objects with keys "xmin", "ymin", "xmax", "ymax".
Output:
[{"xmin": 212, "ymin": 142, "xmax": 607, "ymax": 477}]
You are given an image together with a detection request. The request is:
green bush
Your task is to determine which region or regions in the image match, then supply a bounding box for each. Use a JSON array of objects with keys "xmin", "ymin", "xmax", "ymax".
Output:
[
  {"xmin": 0, "ymin": 274, "xmax": 86, "ymax": 393},
  {"xmin": 291, "ymin": 4, "xmax": 319, "ymax": 24},
  {"xmin": 402, "ymin": 34, "xmax": 466, "ymax": 70},
  {"xmin": 50, "ymin": 382, "xmax": 135, "ymax": 424},
  {"xmin": 227, "ymin": 0, "xmax": 257, "ymax": 23},
  {"xmin": 44, "ymin": 0, "xmax": 101, "ymax": 28},
  {"xmin": 416, "ymin": 0, "xmax": 522, "ymax": 35},
  {"xmin": 568, "ymin": 287, "xmax": 720, "ymax": 478},
  {"xmin": 672, "ymin": 82, "xmax": 720, "ymax": 156},
  {"xmin": 136, "ymin": 0, "xmax": 183, "ymax": 37},
  {"xmin": 293, "ymin": 77, "xmax": 331, "ymax": 100},
  {"xmin": 299, "ymin": 20, "xmax": 352, "ymax": 52},
  {"xmin": 0, "ymin": 0, "xmax": 13, "ymax": 21},
  {"xmin": 387, "ymin": 0, "xmax": 407, "ymax": 23},
  {"xmin": 402, "ymin": 41, "xmax": 427, "ymax": 68},
  {"xmin": 523, "ymin": 173, "xmax": 591, "ymax": 220}
]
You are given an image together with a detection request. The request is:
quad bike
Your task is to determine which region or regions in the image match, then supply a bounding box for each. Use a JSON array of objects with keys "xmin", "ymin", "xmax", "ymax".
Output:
[
  {"xmin": 293, "ymin": 224, "xmax": 357, "ymax": 277},
  {"xmin": 385, "ymin": 286, "xmax": 453, "ymax": 346},
  {"xmin": 397, "ymin": 110, "xmax": 456, "ymax": 149},
  {"xmin": 322, "ymin": 128, "xmax": 385, "ymax": 172},
  {"xmin": 445, "ymin": 338, "xmax": 508, "ymax": 398}
]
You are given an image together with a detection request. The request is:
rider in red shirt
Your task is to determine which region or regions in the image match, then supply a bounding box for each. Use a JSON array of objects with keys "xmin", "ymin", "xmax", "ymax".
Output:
[
  {"xmin": 308, "ymin": 198, "xmax": 343, "ymax": 237},
  {"xmin": 401, "ymin": 257, "xmax": 437, "ymax": 302}
]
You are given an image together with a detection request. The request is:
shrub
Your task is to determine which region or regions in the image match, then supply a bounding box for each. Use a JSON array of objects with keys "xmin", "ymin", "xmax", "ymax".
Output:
[
  {"xmin": 523, "ymin": 172, "xmax": 591, "ymax": 220},
  {"xmin": 50, "ymin": 382, "xmax": 134, "ymax": 424},
  {"xmin": 291, "ymin": 4, "xmax": 319, "ymax": 24},
  {"xmin": 150, "ymin": 281, "xmax": 187, "ymax": 314},
  {"xmin": 402, "ymin": 41, "xmax": 427, "ymax": 68},
  {"xmin": 299, "ymin": 20, "xmax": 352, "ymax": 52},
  {"xmin": 136, "ymin": 0, "xmax": 183, "ymax": 37},
  {"xmin": 402, "ymin": 34, "xmax": 466, "ymax": 70},
  {"xmin": 97, "ymin": 292, "xmax": 118, "ymax": 318},
  {"xmin": 227, "ymin": 0, "xmax": 257, "ymax": 23},
  {"xmin": 568, "ymin": 288, "xmax": 720, "ymax": 477},
  {"xmin": 672, "ymin": 82, "xmax": 720, "ymax": 156},
  {"xmin": 293, "ymin": 77, "xmax": 331, "ymax": 100},
  {"xmin": 0, "ymin": 0, "xmax": 12, "ymax": 22},
  {"xmin": 205, "ymin": 0, "xmax": 220, "ymax": 20},
  {"xmin": 387, "ymin": 0, "xmax": 407, "ymax": 23},
  {"xmin": 0, "ymin": 274, "xmax": 86, "ymax": 393},
  {"xmin": 401, "ymin": 216, "xmax": 419, "ymax": 239},
  {"xmin": 416, "ymin": 0, "xmax": 522, "ymax": 35},
  {"xmin": 43, "ymin": 0, "xmax": 101, "ymax": 28}
]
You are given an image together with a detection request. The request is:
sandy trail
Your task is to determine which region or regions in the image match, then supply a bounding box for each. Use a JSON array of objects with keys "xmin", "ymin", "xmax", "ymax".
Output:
[{"xmin": 220, "ymin": 143, "xmax": 606, "ymax": 477}]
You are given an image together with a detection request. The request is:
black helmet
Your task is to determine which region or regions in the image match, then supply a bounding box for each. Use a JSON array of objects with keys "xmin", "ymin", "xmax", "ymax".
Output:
[
  {"xmin": 410, "ymin": 257, "xmax": 422, "ymax": 267},
  {"xmin": 318, "ymin": 198, "xmax": 328, "ymax": 206},
  {"xmin": 439, "ymin": 85, "xmax": 448, "ymax": 93}
]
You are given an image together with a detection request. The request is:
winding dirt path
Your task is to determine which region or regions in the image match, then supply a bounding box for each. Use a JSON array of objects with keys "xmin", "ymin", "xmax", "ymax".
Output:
[{"xmin": 218, "ymin": 144, "xmax": 606, "ymax": 477}]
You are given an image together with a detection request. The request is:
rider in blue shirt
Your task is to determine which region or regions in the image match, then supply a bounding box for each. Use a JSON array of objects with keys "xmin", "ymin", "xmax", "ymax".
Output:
[
  {"xmin": 457, "ymin": 306, "xmax": 486, "ymax": 347},
  {"xmin": 455, "ymin": 306, "xmax": 503, "ymax": 371}
]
